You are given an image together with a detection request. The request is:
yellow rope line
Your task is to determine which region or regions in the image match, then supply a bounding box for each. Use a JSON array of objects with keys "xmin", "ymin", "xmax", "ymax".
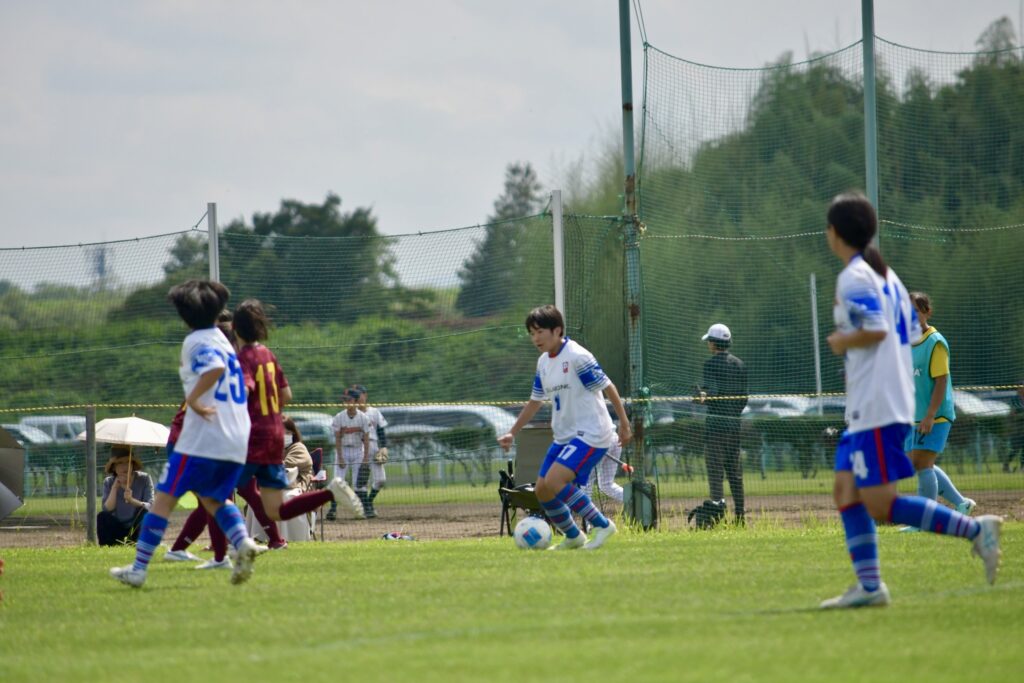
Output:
[{"xmin": 2, "ymin": 386, "xmax": 1019, "ymax": 415}]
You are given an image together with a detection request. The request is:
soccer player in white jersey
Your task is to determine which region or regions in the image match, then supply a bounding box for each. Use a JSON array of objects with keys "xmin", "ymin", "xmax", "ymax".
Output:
[
  {"xmin": 819, "ymin": 193, "xmax": 1003, "ymax": 608},
  {"xmin": 581, "ymin": 442, "xmax": 626, "ymax": 504},
  {"xmin": 331, "ymin": 389, "xmax": 372, "ymax": 517},
  {"xmin": 498, "ymin": 305, "xmax": 632, "ymax": 550},
  {"xmin": 352, "ymin": 384, "xmax": 388, "ymax": 518},
  {"xmin": 111, "ymin": 280, "xmax": 261, "ymax": 588}
]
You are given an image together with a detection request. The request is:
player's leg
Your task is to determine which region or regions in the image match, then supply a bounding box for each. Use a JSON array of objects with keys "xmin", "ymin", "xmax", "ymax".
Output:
[
  {"xmin": 534, "ymin": 445, "xmax": 586, "ymax": 549},
  {"xmin": 164, "ymin": 506, "xmax": 207, "ymax": 561},
  {"xmin": 236, "ymin": 473, "xmax": 286, "ymax": 548},
  {"xmin": 933, "ymin": 464, "xmax": 973, "ymax": 512},
  {"xmin": 597, "ymin": 447, "xmax": 624, "ymax": 503},
  {"xmin": 366, "ymin": 461, "xmax": 386, "ymax": 517},
  {"xmin": 538, "ymin": 439, "xmax": 616, "ymax": 550},
  {"xmin": 704, "ymin": 422, "xmax": 725, "ymax": 503},
  {"xmin": 869, "ymin": 425, "xmax": 1002, "ymax": 584},
  {"xmin": 722, "ymin": 425, "xmax": 744, "ymax": 523},
  {"xmin": 354, "ymin": 458, "xmax": 373, "ymax": 517}
]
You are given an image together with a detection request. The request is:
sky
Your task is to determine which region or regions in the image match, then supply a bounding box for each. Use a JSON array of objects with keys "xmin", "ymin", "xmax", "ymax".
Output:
[{"xmin": 0, "ymin": 1, "xmax": 1019, "ymax": 252}]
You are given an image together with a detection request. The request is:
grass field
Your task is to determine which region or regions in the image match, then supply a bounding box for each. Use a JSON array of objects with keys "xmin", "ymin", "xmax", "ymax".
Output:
[{"xmin": 0, "ymin": 523, "xmax": 1020, "ymax": 683}]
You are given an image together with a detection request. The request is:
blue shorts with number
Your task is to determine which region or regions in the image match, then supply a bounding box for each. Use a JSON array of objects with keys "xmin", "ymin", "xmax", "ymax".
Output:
[
  {"xmin": 904, "ymin": 421, "xmax": 953, "ymax": 455},
  {"xmin": 537, "ymin": 438, "xmax": 608, "ymax": 486},
  {"xmin": 834, "ymin": 423, "xmax": 915, "ymax": 488},
  {"xmin": 157, "ymin": 450, "xmax": 244, "ymax": 501},
  {"xmin": 237, "ymin": 463, "xmax": 290, "ymax": 491}
]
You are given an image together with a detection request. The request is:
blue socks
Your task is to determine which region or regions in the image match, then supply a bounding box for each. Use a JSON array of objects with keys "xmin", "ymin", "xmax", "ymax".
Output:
[
  {"xmin": 933, "ymin": 465, "xmax": 966, "ymax": 506},
  {"xmin": 557, "ymin": 484, "xmax": 610, "ymax": 529},
  {"xmin": 541, "ymin": 498, "xmax": 580, "ymax": 539},
  {"xmin": 213, "ymin": 503, "xmax": 249, "ymax": 549},
  {"xmin": 916, "ymin": 467, "xmax": 938, "ymax": 500},
  {"xmin": 890, "ymin": 496, "xmax": 979, "ymax": 539},
  {"xmin": 133, "ymin": 513, "xmax": 169, "ymax": 571},
  {"xmin": 840, "ymin": 503, "xmax": 880, "ymax": 591}
]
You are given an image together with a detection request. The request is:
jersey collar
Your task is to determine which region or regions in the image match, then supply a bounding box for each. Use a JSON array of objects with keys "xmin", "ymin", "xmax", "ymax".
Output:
[{"xmin": 549, "ymin": 337, "xmax": 569, "ymax": 358}]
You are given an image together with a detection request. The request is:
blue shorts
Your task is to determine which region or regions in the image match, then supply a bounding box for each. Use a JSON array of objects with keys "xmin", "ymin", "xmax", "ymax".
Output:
[
  {"xmin": 157, "ymin": 450, "xmax": 244, "ymax": 501},
  {"xmin": 237, "ymin": 463, "xmax": 290, "ymax": 491},
  {"xmin": 834, "ymin": 423, "xmax": 915, "ymax": 488},
  {"xmin": 537, "ymin": 438, "xmax": 608, "ymax": 486},
  {"xmin": 905, "ymin": 421, "xmax": 953, "ymax": 455}
]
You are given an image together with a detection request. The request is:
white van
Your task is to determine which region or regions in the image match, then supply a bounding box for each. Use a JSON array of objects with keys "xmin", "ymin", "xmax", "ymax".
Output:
[{"xmin": 19, "ymin": 415, "xmax": 87, "ymax": 443}]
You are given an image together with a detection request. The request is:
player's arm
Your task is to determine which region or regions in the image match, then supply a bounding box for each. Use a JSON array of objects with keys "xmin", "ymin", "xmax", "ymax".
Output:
[
  {"xmin": 604, "ymin": 382, "xmax": 633, "ymax": 446},
  {"xmin": 279, "ymin": 384, "xmax": 293, "ymax": 409},
  {"xmin": 827, "ymin": 328, "xmax": 886, "ymax": 355},
  {"xmin": 187, "ymin": 367, "xmax": 224, "ymax": 420},
  {"xmin": 497, "ymin": 400, "xmax": 544, "ymax": 452}
]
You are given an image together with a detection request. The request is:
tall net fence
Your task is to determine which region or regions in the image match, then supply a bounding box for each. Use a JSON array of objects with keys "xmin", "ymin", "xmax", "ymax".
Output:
[
  {"xmin": 2, "ymin": 33, "xmax": 1023, "ymax": 548},
  {"xmin": 638, "ymin": 35, "xmax": 1024, "ymax": 528}
]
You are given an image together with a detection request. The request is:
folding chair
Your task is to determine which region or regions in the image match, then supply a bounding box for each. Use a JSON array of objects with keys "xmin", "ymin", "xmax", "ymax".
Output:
[{"xmin": 497, "ymin": 426, "xmax": 550, "ymax": 536}]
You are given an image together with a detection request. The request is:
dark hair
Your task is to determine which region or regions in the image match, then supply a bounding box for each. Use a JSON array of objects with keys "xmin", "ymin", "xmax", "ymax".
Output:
[
  {"xmin": 827, "ymin": 192, "xmax": 887, "ymax": 277},
  {"xmin": 233, "ymin": 299, "xmax": 270, "ymax": 343},
  {"xmin": 525, "ymin": 305, "xmax": 565, "ymax": 334},
  {"xmin": 351, "ymin": 384, "xmax": 368, "ymax": 395},
  {"xmin": 910, "ymin": 291, "xmax": 932, "ymax": 315},
  {"xmin": 168, "ymin": 280, "xmax": 230, "ymax": 329},
  {"xmin": 216, "ymin": 310, "xmax": 234, "ymax": 341},
  {"xmin": 344, "ymin": 389, "xmax": 361, "ymax": 401},
  {"xmin": 283, "ymin": 416, "xmax": 302, "ymax": 444}
]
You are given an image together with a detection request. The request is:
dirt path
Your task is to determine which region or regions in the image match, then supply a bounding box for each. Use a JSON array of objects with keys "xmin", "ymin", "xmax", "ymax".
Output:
[{"xmin": 2, "ymin": 491, "xmax": 1021, "ymax": 548}]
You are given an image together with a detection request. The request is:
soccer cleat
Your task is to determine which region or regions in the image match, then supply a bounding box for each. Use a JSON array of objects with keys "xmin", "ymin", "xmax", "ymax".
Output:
[
  {"xmin": 547, "ymin": 530, "xmax": 587, "ymax": 551},
  {"xmin": 971, "ymin": 515, "xmax": 1003, "ymax": 585},
  {"xmin": 195, "ymin": 557, "xmax": 232, "ymax": 570},
  {"xmin": 229, "ymin": 538, "xmax": 260, "ymax": 585},
  {"xmin": 163, "ymin": 549, "xmax": 201, "ymax": 562},
  {"xmin": 583, "ymin": 520, "xmax": 617, "ymax": 551},
  {"xmin": 955, "ymin": 498, "xmax": 977, "ymax": 516},
  {"xmin": 267, "ymin": 540, "xmax": 288, "ymax": 551},
  {"xmin": 820, "ymin": 582, "xmax": 891, "ymax": 609},
  {"xmin": 328, "ymin": 477, "xmax": 365, "ymax": 519},
  {"xmin": 364, "ymin": 501, "xmax": 377, "ymax": 519},
  {"xmin": 898, "ymin": 526, "xmax": 920, "ymax": 533},
  {"xmin": 110, "ymin": 565, "xmax": 147, "ymax": 588}
]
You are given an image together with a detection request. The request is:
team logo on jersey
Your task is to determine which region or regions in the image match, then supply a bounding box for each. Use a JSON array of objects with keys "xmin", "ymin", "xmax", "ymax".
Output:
[{"xmin": 562, "ymin": 362, "xmax": 569, "ymax": 373}]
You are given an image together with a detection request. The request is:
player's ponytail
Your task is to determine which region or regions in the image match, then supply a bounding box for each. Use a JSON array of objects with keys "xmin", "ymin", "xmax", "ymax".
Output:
[{"xmin": 827, "ymin": 192, "xmax": 887, "ymax": 277}]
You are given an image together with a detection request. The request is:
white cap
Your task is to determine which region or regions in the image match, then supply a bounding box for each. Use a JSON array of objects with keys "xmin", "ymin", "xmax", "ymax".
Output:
[{"xmin": 702, "ymin": 323, "xmax": 731, "ymax": 343}]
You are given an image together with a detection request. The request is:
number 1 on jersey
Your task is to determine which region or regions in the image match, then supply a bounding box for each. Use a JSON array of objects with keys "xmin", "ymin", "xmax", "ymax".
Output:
[{"xmin": 255, "ymin": 362, "xmax": 279, "ymax": 416}]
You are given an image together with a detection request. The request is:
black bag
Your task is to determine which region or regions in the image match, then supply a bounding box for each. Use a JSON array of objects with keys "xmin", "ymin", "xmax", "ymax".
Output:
[{"xmin": 687, "ymin": 499, "xmax": 727, "ymax": 529}]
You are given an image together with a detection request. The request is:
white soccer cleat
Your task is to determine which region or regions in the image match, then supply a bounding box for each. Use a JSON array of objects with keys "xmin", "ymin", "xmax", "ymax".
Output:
[
  {"xmin": 163, "ymin": 549, "xmax": 202, "ymax": 562},
  {"xmin": 548, "ymin": 530, "xmax": 587, "ymax": 551},
  {"xmin": 583, "ymin": 520, "xmax": 617, "ymax": 551},
  {"xmin": 110, "ymin": 565, "xmax": 146, "ymax": 588},
  {"xmin": 955, "ymin": 498, "xmax": 977, "ymax": 516},
  {"xmin": 229, "ymin": 538, "xmax": 260, "ymax": 585},
  {"xmin": 195, "ymin": 557, "xmax": 232, "ymax": 570},
  {"xmin": 820, "ymin": 582, "xmax": 891, "ymax": 609},
  {"xmin": 971, "ymin": 515, "xmax": 1003, "ymax": 585},
  {"xmin": 328, "ymin": 477, "xmax": 365, "ymax": 519}
]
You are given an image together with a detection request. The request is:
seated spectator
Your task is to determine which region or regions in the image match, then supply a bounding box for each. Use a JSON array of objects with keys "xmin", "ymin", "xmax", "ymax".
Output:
[{"xmin": 97, "ymin": 447, "xmax": 154, "ymax": 546}]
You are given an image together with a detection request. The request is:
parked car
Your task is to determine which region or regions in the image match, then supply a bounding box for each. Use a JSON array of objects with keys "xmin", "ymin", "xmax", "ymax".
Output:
[
  {"xmin": 379, "ymin": 404, "xmax": 516, "ymax": 437},
  {"xmin": 18, "ymin": 415, "xmax": 87, "ymax": 443},
  {"xmin": 285, "ymin": 410, "xmax": 336, "ymax": 449},
  {"xmin": 742, "ymin": 395, "xmax": 813, "ymax": 419},
  {"xmin": 2, "ymin": 423, "xmax": 54, "ymax": 447},
  {"xmin": 953, "ymin": 390, "xmax": 1011, "ymax": 417}
]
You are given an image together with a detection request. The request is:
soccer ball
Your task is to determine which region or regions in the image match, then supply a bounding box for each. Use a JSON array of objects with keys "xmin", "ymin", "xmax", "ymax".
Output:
[{"xmin": 513, "ymin": 516, "xmax": 552, "ymax": 550}]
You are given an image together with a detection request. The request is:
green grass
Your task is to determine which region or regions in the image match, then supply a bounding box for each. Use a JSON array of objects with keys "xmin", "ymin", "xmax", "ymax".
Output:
[{"xmin": 0, "ymin": 524, "xmax": 1021, "ymax": 682}]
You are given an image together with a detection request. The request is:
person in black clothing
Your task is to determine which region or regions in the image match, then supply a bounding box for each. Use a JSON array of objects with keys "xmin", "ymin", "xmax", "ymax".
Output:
[{"xmin": 697, "ymin": 323, "xmax": 748, "ymax": 525}]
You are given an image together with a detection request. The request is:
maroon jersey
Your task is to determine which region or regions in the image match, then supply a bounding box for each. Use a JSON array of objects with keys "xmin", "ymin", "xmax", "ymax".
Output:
[
  {"xmin": 237, "ymin": 343, "xmax": 290, "ymax": 465},
  {"xmin": 168, "ymin": 404, "xmax": 186, "ymax": 446}
]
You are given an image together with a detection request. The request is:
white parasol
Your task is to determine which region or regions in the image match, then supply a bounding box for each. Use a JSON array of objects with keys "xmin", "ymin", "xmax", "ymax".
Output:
[{"xmin": 76, "ymin": 416, "xmax": 170, "ymax": 448}]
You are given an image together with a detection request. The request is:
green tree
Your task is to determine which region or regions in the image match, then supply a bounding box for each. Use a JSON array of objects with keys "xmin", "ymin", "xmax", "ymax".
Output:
[{"xmin": 456, "ymin": 163, "xmax": 546, "ymax": 317}]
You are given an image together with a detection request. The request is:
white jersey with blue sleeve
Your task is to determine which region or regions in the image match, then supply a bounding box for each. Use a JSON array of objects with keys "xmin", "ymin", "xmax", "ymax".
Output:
[
  {"xmin": 531, "ymin": 338, "xmax": 616, "ymax": 448},
  {"xmin": 833, "ymin": 255, "xmax": 919, "ymax": 433},
  {"xmin": 173, "ymin": 327, "xmax": 251, "ymax": 463}
]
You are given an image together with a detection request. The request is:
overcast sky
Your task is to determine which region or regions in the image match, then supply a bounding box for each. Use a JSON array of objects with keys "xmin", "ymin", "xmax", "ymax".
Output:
[{"xmin": 0, "ymin": 1, "xmax": 1019, "ymax": 249}]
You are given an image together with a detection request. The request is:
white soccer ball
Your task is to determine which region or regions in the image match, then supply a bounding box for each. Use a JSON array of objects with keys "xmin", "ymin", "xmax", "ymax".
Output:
[{"xmin": 513, "ymin": 516, "xmax": 552, "ymax": 550}]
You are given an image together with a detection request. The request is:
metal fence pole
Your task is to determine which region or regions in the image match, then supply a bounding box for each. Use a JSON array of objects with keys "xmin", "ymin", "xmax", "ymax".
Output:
[
  {"xmin": 85, "ymin": 405, "xmax": 97, "ymax": 544},
  {"xmin": 207, "ymin": 202, "xmax": 220, "ymax": 282}
]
